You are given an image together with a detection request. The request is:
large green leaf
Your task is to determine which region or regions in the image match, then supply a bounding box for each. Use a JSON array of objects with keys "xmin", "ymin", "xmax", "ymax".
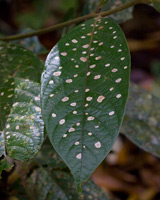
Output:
[
  {"xmin": 41, "ymin": 17, "xmax": 130, "ymax": 186},
  {"xmin": 3, "ymin": 78, "xmax": 44, "ymax": 161},
  {"xmin": 121, "ymin": 83, "xmax": 160, "ymax": 157},
  {"xmin": 152, "ymin": 0, "xmax": 160, "ymax": 12},
  {"xmin": 0, "ymin": 42, "xmax": 44, "ymax": 130},
  {"xmin": 26, "ymin": 168, "xmax": 109, "ymax": 200}
]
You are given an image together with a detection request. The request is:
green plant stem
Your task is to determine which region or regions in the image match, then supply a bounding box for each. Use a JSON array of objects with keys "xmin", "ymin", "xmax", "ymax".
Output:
[{"xmin": 0, "ymin": 0, "xmax": 151, "ymax": 41}]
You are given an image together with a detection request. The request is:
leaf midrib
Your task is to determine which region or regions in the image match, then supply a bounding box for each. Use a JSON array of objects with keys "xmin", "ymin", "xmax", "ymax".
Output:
[{"xmin": 80, "ymin": 17, "xmax": 99, "ymax": 182}]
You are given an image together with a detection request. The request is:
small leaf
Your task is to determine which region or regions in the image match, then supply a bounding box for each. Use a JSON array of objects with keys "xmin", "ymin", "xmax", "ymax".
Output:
[
  {"xmin": 152, "ymin": 0, "xmax": 160, "ymax": 12},
  {"xmin": 26, "ymin": 168, "xmax": 109, "ymax": 200},
  {"xmin": 0, "ymin": 159, "xmax": 13, "ymax": 179},
  {"xmin": 41, "ymin": 17, "xmax": 130, "ymax": 185},
  {"xmin": 121, "ymin": 83, "xmax": 160, "ymax": 157},
  {"xmin": 3, "ymin": 78, "xmax": 44, "ymax": 161}
]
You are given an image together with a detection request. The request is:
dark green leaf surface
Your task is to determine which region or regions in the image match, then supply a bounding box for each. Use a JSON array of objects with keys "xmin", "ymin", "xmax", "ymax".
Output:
[
  {"xmin": 152, "ymin": 0, "xmax": 160, "ymax": 12},
  {"xmin": 121, "ymin": 83, "xmax": 160, "ymax": 157},
  {"xmin": 26, "ymin": 168, "xmax": 109, "ymax": 200},
  {"xmin": 3, "ymin": 79, "xmax": 44, "ymax": 160},
  {"xmin": 0, "ymin": 42, "xmax": 44, "ymax": 130},
  {"xmin": 41, "ymin": 17, "xmax": 130, "ymax": 185}
]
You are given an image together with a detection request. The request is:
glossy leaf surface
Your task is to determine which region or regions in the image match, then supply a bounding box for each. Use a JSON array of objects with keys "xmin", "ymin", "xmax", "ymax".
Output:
[
  {"xmin": 152, "ymin": 0, "xmax": 160, "ymax": 12},
  {"xmin": 3, "ymin": 79, "xmax": 44, "ymax": 160},
  {"xmin": 121, "ymin": 83, "xmax": 160, "ymax": 157},
  {"xmin": 41, "ymin": 17, "xmax": 130, "ymax": 185}
]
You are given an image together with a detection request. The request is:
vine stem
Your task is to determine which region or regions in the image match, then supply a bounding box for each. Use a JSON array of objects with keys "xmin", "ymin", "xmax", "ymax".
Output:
[{"xmin": 0, "ymin": 0, "xmax": 151, "ymax": 41}]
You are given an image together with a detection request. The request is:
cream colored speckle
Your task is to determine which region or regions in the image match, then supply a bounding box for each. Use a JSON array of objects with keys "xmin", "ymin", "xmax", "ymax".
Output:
[
  {"xmin": 95, "ymin": 56, "xmax": 101, "ymax": 60},
  {"xmin": 98, "ymin": 42, "xmax": 103, "ymax": 46},
  {"xmin": 116, "ymin": 94, "xmax": 121, "ymax": 98},
  {"xmin": 87, "ymin": 116, "xmax": 95, "ymax": 121},
  {"xmin": 95, "ymin": 141, "xmax": 101, "ymax": 148},
  {"xmin": 75, "ymin": 65, "xmax": 79, "ymax": 68},
  {"xmin": 49, "ymin": 80, "xmax": 54, "ymax": 84},
  {"xmin": 75, "ymin": 141, "xmax": 79, "ymax": 145},
  {"xmin": 66, "ymin": 79, "xmax": 72, "ymax": 83},
  {"xmin": 69, "ymin": 127, "xmax": 75, "ymax": 132},
  {"xmin": 72, "ymin": 39, "xmax": 78, "ymax": 43},
  {"xmin": 53, "ymin": 71, "xmax": 61, "ymax": 76},
  {"xmin": 76, "ymin": 122, "xmax": 80, "ymax": 126},
  {"xmin": 89, "ymin": 64, "xmax": 96, "ymax": 69},
  {"xmin": 6, "ymin": 124, "xmax": 10, "ymax": 129},
  {"xmin": 87, "ymin": 72, "xmax": 91, "ymax": 76},
  {"xmin": 94, "ymin": 75, "xmax": 101, "ymax": 80},
  {"xmin": 61, "ymin": 52, "xmax": 67, "ymax": 56},
  {"xmin": 59, "ymin": 119, "xmax": 65, "ymax": 125},
  {"xmin": 73, "ymin": 111, "xmax": 77, "ymax": 114},
  {"xmin": 35, "ymin": 96, "xmax": 40, "ymax": 101},
  {"xmin": 109, "ymin": 111, "xmax": 115, "ymax": 116},
  {"xmin": 86, "ymin": 97, "xmax": 92, "ymax": 101},
  {"xmin": 52, "ymin": 113, "xmax": 56, "ymax": 117},
  {"xmin": 80, "ymin": 57, "xmax": 87, "ymax": 62},
  {"xmin": 112, "ymin": 68, "xmax": 118, "ymax": 73},
  {"xmin": 62, "ymin": 97, "xmax": 69, "ymax": 102},
  {"xmin": 76, "ymin": 153, "xmax": 82, "ymax": 159},
  {"xmin": 110, "ymin": 87, "xmax": 114, "ymax": 91},
  {"xmin": 16, "ymin": 125, "xmax": 19, "ymax": 130},
  {"xmin": 105, "ymin": 63, "xmax": 110, "ymax": 67},
  {"xmin": 88, "ymin": 132, "xmax": 92, "ymax": 136},
  {"xmin": 70, "ymin": 102, "xmax": 76, "ymax": 107},
  {"xmin": 35, "ymin": 107, "xmax": 41, "ymax": 112},
  {"xmin": 115, "ymin": 78, "xmax": 122, "ymax": 83},
  {"xmin": 97, "ymin": 95, "xmax": 105, "ymax": 103},
  {"xmin": 85, "ymin": 88, "xmax": 90, "ymax": 92},
  {"xmin": 50, "ymin": 94, "xmax": 54, "ymax": 97},
  {"xmin": 63, "ymin": 134, "xmax": 67, "ymax": 138},
  {"xmin": 83, "ymin": 44, "xmax": 89, "ymax": 48},
  {"xmin": 121, "ymin": 57, "xmax": 125, "ymax": 61}
]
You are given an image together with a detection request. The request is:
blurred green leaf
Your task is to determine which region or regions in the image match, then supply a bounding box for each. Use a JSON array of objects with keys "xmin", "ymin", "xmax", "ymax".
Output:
[
  {"xmin": 13, "ymin": 28, "xmax": 46, "ymax": 54},
  {"xmin": 26, "ymin": 167, "xmax": 109, "ymax": 200},
  {"xmin": 152, "ymin": 0, "xmax": 160, "ymax": 12},
  {"xmin": 121, "ymin": 83, "xmax": 160, "ymax": 157}
]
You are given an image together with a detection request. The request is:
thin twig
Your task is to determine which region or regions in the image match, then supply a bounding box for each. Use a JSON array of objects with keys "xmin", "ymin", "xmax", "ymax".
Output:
[{"xmin": 0, "ymin": 0, "xmax": 151, "ymax": 41}]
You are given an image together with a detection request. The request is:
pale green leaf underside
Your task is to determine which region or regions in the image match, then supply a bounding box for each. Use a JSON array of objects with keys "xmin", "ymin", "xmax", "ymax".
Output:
[
  {"xmin": 121, "ymin": 83, "xmax": 160, "ymax": 158},
  {"xmin": 41, "ymin": 17, "xmax": 130, "ymax": 184},
  {"xmin": 152, "ymin": 0, "xmax": 160, "ymax": 12},
  {"xmin": 3, "ymin": 79, "xmax": 44, "ymax": 161}
]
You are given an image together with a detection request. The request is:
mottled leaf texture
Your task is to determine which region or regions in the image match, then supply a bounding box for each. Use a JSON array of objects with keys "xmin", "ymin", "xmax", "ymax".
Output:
[
  {"xmin": 41, "ymin": 17, "xmax": 130, "ymax": 186},
  {"xmin": 3, "ymin": 78, "xmax": 44, "ymax": 160},
  {"xmin": 26, "ymin": 168, "xmax": 109, "ymax": 200},
  {"xmin": 0, "ymin": 42, "xmax": 44, "ymax": 130},
  {"xmin": 152, "ymin": 0, "xmax": 160, "ymax": 12},
  {"xmin": 121, "ymin": 83, "xmax": 160, "ymax": 158}
]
